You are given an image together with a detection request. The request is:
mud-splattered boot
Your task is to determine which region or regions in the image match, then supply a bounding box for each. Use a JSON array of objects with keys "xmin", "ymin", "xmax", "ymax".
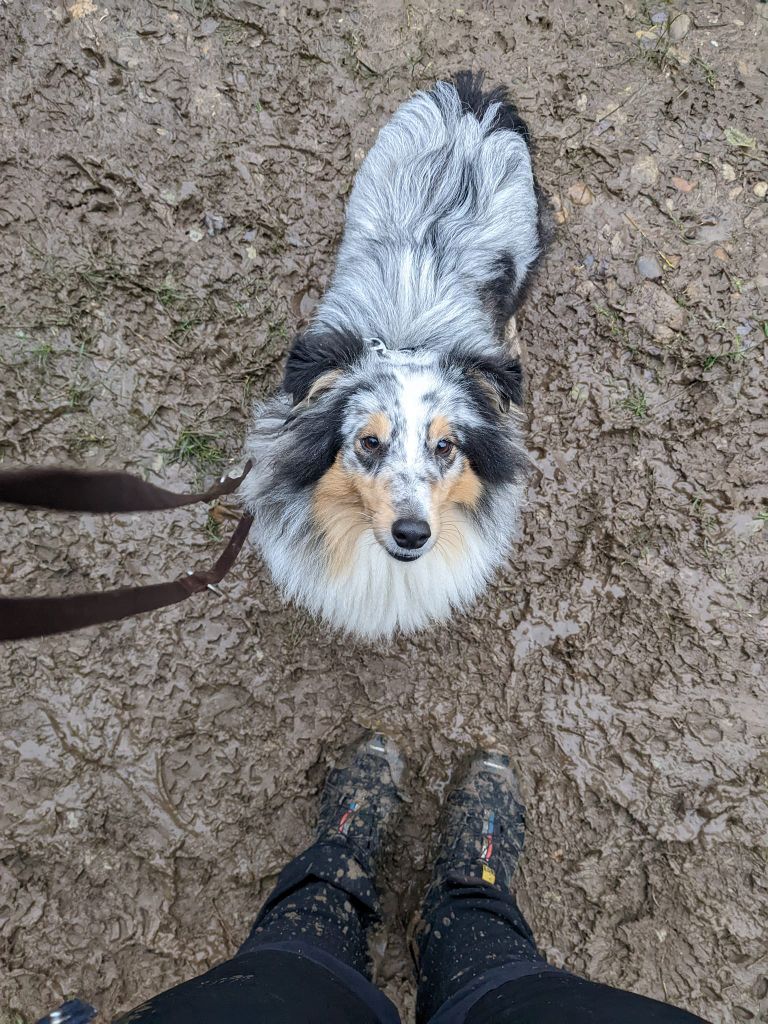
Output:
[
  {"xmin": 239, "ymin": 732, "xmax": 405, "ymax": 974},
  {"xmin": 315, "ymin": 731, "xmax": 405, "ymax": 875},
  {"xmin": 408, "ymin": 751, "xmax": 533, "ymax": 1017},
  {"xmin": 430, "ymin": 750, "xmax": 525, "ymax": 892}
]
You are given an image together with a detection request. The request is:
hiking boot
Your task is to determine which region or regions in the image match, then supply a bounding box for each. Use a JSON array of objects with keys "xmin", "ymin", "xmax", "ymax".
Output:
[
  {"xmin": 315, "ymin": 731, "xmax": 405, "ymax": 873},
  {"xmin": 431, "ymin": 749, "xmax": 525, "ymax": 892}
]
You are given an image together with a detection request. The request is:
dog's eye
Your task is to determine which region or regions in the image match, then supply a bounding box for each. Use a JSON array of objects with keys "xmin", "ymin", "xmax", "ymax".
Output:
[
  {"xmin": 359, "ymin": 435, "xmax": 380, "ymax": 452},
  {"xmin": 435, "ymin": 438, "xmax": 454, "ymax": 457}
]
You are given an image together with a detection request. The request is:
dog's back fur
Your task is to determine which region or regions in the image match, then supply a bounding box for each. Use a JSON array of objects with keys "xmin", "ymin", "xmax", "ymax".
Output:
[{"xmin": 314, "ymin": 72, "xmax": 543, "ymax": 355}]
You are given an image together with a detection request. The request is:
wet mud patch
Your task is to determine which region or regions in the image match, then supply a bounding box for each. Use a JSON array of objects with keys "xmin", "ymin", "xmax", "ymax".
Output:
[{"xmin": 1, "ymin": 1, "xmax": 767, "ymax": 1022}]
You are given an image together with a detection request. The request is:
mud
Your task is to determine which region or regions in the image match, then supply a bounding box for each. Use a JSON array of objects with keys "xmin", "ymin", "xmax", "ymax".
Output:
[{"xmin": 1, "ymin": 1, "xmax": 766, "ymax": 1021}]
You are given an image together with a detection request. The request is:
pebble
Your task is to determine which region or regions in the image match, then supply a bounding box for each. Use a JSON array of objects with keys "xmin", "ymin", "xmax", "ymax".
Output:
[
  {"xmin": 669, "ymin": 13, "xmax": 691, "ymax": 42},
  {"xmin": 637, "ymin": 254, "xmax": 663, "ymax": 280},
  {"xmin": 551, "ymin": 194, "xmax": 569, "ymax": 224},
  {"xmin": 204, "ymin": 211, "xmax": 226, "ymax": 235},
  {"xmin": 754, "ymin": 181, "xmax": 768, "ymax": 198},
  {"xmin": 721, "ymin": 162, "xmax": 736, "ymax": 182},
  {"xmin": 568, "ymin": 181, "xmax": 594, "ymax": 206},
  {"xmin": 672, "ymin": 175, "xmax": 695, "ymax": 193},
  {"xmin": 631, "ymin": 154, "xmax": 660, "ymax": 187}
]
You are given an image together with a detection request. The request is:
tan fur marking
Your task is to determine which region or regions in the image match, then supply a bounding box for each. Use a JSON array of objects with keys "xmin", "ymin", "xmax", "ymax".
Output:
[
  {"xmin": 305, "ymin": 369, "xmax": 341, "ymax": 403},
  {"xmin": 428, "ymin": 414, "xmax": 453, "ymax": 446},
  {"xmin": 419, "ymin": 461, "xmax": 481, "ymax": 562},
  {"xmin": 313, "ymin": 457, "xmax": 395, "ymax": 577},
  {"xmin": 351, "ymin": 471, "xmax": 395, "ymax": 530},
  {"xmin": 361, "ymin": 411, "xmax": 391, "ymax": 441},
  {"xmin": 447, "ymin": 462, "xmax": 483, "ymax": 508},
  {"xmin": 313, "ymin": 459, "xmax": 367, "ymax": 577},
  {"xmin": 430, "ymin": 461, "xmax": 482, "ymax": 514}
]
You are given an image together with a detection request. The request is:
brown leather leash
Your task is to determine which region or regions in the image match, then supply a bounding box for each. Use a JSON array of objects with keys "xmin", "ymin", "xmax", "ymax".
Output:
[{"xmin": 0, "ymin": 462, "xmax": 253, "ymax": 643}]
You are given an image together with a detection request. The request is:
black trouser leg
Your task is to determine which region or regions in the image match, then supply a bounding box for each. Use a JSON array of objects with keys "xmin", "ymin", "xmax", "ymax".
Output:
[
  {"xmin": 460, "ymin": 973, "xmax": 711, "ymax": 1024},
  {"xmin": 238, "ymin": 838, "xmax": 380, "ymax": 975},
  {"xmin": 415, "ymin": 874, "xmax": 546, "ymax": 1023},
  {"xmin": 416, "ymin": 876, "xmax": 709, "ymax": 1024},
  {"xmin": 114, "ymin": 840, "xmax": 399, "ymax": 1024}
]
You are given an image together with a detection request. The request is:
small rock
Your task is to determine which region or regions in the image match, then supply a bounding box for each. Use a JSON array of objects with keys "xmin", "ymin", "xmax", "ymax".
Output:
[
  {"xmin": 713, "ymin": 247, "xmax": 729, "ymax": 261},
  {"xmin": 188, "ymin": 227, "xmax": 204, "ymax": 242},
  {"xmin": 637, "ymin": 254, "xmax": 663, "ymax": 280},
  {"xmin": 299, "ymin": 292, "xmax": 319, "ymax": 319},
  {"xmin": 754, "ymin": 181, "xmax": 768, "ymax": 198},
  {"xmin": 203, "ymin": 211, "xmax": 226, "ymax": 235},
  {"xmin": 635, "ymin": 283, "xmax": 686, "ymax": 339},
  {"xmin": 721, "ymin": 162, "xmax": 736, "ymax": 182},
  {"xmin": 630, "ymin": 154, "xmax": 660, "ymax": 187},
  {"xmin": 668, "ymin": 13, "xmax": 691, "ymax": 42},
  {"xmin": 551, "ymin": 194, "xmax": 569, "ymax": 224},
  {"xmin": 698, "ymin": 221, "xmax": 732, "ymax": 244},
  {"xmin": 178, "ymin": 180, "xmax": 196, "ymax": 202},
  {"xmin": 672, "ymin": 175, "xmax": 695, "ymax": 193},
  {"xmin": 636, "ymin": 27, "xmax": 660, "ymax": 47},
  {"xmin": 568, "ymin": 181, "xmax": 594, "ymax": 206}
]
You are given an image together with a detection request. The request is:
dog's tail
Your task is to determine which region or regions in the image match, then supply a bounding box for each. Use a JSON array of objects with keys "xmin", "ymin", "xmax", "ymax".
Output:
[
  {"xmin": 431, "ymin": 72, "xmax": 549, "ymax": 328},
  {"xmin": 445, "ymin": 71, "xmax": 534, "ymax": 148},
  {"xmin": 331, "ymin": 72, "xmax": 548, "ymax": 346}
]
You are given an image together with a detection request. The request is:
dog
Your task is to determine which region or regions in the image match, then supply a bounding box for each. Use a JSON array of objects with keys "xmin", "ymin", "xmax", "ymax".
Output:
[{"xmin": 242, "ymin": 72, "xmax": 546, "ymax": 638}]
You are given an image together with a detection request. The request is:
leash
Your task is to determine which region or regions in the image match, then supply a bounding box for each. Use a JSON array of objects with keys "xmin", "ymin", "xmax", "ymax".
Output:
[{"xmin": 0, "ymin": 461, "xmax": 253, "ymax": 643}]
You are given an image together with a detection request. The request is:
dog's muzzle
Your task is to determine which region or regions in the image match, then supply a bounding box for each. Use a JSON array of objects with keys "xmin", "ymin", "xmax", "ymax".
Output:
[{"xmin": 387, "ymin": 517, "xmax": 431, "ymax": 561}]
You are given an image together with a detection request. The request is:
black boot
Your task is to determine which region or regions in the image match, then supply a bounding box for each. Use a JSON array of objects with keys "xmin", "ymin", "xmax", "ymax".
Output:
[
  {"xmin": 315, "ymin": 731, "xmax": 405, "ymax": 874},
  {"xmin": 430, "ymin": 750, "xmax": 525, "ymax": 893},
  {"xmin": 239, "ymin": 732, "xmax": 405, "ymax": 976}
]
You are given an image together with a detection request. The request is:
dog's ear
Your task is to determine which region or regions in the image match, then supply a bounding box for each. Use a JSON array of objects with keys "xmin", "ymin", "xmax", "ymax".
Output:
[
  {"xmin": 284, "ymin": 328, "xmax": 366, "ymax": 405},
  {"xmin": 464, "ymin": 353, "xmax": 524, "ymax": 414}
]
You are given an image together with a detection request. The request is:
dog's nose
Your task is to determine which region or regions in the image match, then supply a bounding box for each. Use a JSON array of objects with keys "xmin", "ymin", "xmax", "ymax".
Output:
[{"xmin": 392, "ymin": 518, "xmax": 431, "ymax": 550}]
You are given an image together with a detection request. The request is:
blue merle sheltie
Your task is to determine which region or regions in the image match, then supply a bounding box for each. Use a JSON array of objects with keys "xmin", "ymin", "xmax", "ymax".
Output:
[{"xmin": 242, "ymin": 73, "xmax": 546, "ymax": 638}]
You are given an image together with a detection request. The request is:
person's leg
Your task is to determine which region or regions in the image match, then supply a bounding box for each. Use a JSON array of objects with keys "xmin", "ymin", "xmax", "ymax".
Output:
[
  {"xmin": 411, "ymin": 751, "xmax": 543, "ymax": 1022},
  {"xmin": 114, "ymin": 733, "xmax": 403, "ymax": 1024},
  {"xmin": 412, "ymin": 751, "xmax": 710, "ymax": 1024},
  {"xmin": 460, "ymin": 971, "xmax": 710, "ymax": 1024}
]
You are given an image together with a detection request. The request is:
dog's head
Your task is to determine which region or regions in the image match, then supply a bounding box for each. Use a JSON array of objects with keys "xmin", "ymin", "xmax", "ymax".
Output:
[{"xmin": 277, "ymin": 328, "xmax": 526, "ymax": 571}]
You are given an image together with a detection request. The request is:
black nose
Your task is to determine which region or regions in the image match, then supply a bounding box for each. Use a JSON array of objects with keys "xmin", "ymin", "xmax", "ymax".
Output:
[{"xmin": 391, "ymin": 518, "xmax": 431, "ymax": 550}]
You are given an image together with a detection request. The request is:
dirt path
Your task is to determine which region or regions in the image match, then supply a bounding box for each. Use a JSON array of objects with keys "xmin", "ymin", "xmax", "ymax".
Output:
[{"xmin": 1, "ymin": 1, "xmax": 766, "ymax": 1021}]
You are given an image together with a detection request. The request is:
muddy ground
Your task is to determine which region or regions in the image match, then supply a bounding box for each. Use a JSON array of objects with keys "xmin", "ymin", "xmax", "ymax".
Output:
[{"xmin": 1, "ymin": 0, "xmax": 766, "ymax": 1021}]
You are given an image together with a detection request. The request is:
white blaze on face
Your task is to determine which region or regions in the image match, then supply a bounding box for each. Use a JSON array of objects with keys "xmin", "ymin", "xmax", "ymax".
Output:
[{"xmin": 389, "ymin": 365, "xmax": 438, "ymax": 519}]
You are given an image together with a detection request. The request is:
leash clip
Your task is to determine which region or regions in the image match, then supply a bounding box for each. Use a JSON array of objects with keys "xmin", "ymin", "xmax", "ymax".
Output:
[
  {"xmin": 220, "ymin": 462, "xmax": 249, "ymax": 484},
  {"xmin": 186, "ymin": 569, "xmax": 225, "ymax": 597},
  {"xmin": 365, "ymin": 336, "xmax": 388, "ymax": 354}
]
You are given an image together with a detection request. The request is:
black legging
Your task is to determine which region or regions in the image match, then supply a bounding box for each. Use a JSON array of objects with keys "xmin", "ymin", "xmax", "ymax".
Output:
[{"xmin": 115, "ymin": 839, "xmax": 710, "ymax": 1024}]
